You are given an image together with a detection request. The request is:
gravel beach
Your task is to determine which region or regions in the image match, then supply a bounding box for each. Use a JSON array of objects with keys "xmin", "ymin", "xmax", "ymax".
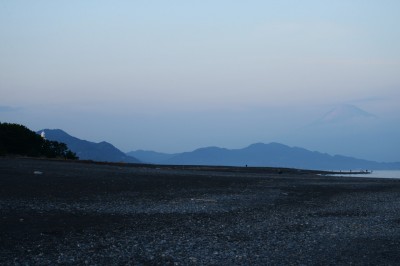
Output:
[{"xmin": 1, "ymin": 157, "xmax": 400, "ymax": 265}]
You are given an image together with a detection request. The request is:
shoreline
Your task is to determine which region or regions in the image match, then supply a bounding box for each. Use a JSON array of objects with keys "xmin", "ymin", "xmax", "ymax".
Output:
[
  {"xmin": 1, "ymin": 155, "xmax": 384, "ymax": 175},
  {"xmin": 320, "ymin": 169, "xmax": 400, "ymax": 180},
  {"xmin": 2, "ymin": 157, "xmax": 400, "ymax": 264}
]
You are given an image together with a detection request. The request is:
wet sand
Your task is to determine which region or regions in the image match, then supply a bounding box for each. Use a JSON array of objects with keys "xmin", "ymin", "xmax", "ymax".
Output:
[{"xmin": 1, "ymin": 157, "xmax": 400, "ymax": 265}]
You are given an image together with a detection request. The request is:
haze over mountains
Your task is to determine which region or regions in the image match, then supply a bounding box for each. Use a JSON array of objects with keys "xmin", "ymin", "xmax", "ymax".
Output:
[
  {"xmin": 40, "ymin": 128, "xmax": 400, "ymax": 170},
  {"xmin": 4, "ymin": 102, "xmax": 398, "ymax": 163},
  {"xmin": 40, "ymin": 129, "xmax": 140, "ymax": 163},
  {"xmin": 128, "ymin": 143, "xmax": 400, "ymax": 170},
  {"xmin": 124, "ymin": 104, "xmax": 389, "ymax": 171},
  {"xmin": 312, "ymin": 104, "xmax": 376, "ymax": 125},
  {"xmin": 276, "ymin": 104, "xmax": 399, "ymax": 163}
]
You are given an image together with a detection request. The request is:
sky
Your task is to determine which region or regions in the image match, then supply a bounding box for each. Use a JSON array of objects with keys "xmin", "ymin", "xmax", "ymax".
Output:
[{"xmin": 1, "ymin": 1, "xmax": 400, "ymax": 162}]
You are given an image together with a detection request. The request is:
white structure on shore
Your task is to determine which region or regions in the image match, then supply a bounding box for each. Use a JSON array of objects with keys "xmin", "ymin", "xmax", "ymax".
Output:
[{"xmin": 40, "ymin": 131, "xmax": 46, "ymax": 139}]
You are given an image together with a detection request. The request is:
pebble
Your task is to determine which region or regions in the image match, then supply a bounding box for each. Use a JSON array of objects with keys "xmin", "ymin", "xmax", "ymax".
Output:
[{"xmin": 2, "ymin": 158, "xmax": 400, "ymax": 265}]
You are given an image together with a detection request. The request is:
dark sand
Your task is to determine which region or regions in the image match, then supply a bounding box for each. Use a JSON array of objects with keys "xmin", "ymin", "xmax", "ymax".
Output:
[{"xmin": 1, "ymin": 157, "xmax": 400, "ymax": 265}]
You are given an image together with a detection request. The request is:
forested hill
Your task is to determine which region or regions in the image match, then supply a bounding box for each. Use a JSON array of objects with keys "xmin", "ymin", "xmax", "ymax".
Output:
[{"xmin": 0, "ymin": 122, "xmax": 77, "ymax": 159}]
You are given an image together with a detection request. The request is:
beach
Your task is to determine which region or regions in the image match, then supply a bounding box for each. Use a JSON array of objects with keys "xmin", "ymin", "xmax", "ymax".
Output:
[{"xmin": 1, "ymin": 157, "xmax": 400, "ymax": 265}]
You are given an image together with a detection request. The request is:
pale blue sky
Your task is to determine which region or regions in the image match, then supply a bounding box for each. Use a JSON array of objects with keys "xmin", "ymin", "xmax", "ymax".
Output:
[{"xmin": 1, "ymin": 1, "xmax": 399, "ymax": 161}]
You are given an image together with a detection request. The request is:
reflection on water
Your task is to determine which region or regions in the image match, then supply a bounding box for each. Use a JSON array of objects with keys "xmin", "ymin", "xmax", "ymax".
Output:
[{"xmin": 329, "ymin": 170, "xmax": 400, "ymax": 179}]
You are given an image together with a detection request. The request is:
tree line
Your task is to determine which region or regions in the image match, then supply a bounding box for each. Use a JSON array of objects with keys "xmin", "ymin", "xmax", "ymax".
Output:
[{"xmin": 0, "ymin": 122, "xmax": 78, "ymax": 159}]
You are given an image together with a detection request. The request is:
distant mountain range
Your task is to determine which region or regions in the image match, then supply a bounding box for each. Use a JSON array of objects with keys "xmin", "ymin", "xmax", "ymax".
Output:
[
  {"xmin": 39, "ymin": 129, "xmax": 140, "ymax": 163},
  {"xmin": 314, "ymin": 104, "xmax": 375, "ymax": 125},
  {"xmin": 128, "ymin": 143, "xmax": 400, "ymax": 170},
  {"xmin": 39, "ymin": 128, "xmax": 400, "ymax": 170},
  {"xmin": 127, "ymin": 150, "xmax": 176, "ymax": 163}
]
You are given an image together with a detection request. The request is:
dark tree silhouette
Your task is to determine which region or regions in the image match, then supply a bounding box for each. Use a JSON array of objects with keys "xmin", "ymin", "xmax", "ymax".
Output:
[{"xmin": 0, "ymin": 122, "xmax": 78, "ymax": 159}]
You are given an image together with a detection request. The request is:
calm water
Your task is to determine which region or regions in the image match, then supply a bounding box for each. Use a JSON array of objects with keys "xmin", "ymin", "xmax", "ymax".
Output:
[{"xmin": 330, "ymin": 170, "xmax": 400, "ymax": 179}]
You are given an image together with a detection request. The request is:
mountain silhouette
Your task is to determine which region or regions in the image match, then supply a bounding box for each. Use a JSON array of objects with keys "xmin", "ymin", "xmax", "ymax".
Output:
[
  {"xmin": 126, "ymin": 150, "xmax": 176, "ymax": 163},
  {"xmin": 314, "ymin": 104, "xmax": 375, "ymax": 125},
  {"xmin": 39, "ymin": 129, "xmax": 140, "ymax": 163},
  {"xmin": 128, "ymin": 142, "xmax": 400, "ymax": 170}
]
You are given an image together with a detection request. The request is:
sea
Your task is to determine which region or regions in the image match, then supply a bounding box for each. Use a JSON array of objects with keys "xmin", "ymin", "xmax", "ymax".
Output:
[{"xmin": 329, "ymin": 170, "xmax": 400, "ymax": 179}]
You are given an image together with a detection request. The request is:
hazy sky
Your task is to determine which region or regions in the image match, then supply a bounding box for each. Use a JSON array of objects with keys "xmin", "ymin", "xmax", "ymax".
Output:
[{"xmin": 1, "ymin": 1, "xmax": 399, "ymax": 161}]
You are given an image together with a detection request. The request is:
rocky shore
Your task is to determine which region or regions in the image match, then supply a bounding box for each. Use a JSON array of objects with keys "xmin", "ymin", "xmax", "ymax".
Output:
[{"xmin": 1, "ymin": 157, "xmax": 400, "ymax": 265}]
